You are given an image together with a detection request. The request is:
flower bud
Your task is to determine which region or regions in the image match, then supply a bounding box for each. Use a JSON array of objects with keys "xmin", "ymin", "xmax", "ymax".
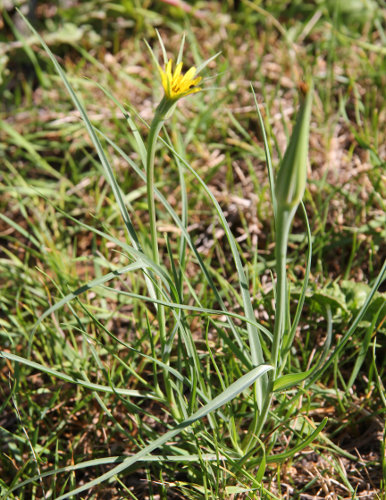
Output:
[{"xmin": 275, "ymin": 83, "xmax": 313, "ymax": 212}]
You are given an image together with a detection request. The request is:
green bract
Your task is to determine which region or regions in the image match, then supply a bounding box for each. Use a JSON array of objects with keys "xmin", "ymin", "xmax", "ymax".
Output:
[{"xmin": 275, "ymin": 84, "xmax": 313, "ymax": 213}]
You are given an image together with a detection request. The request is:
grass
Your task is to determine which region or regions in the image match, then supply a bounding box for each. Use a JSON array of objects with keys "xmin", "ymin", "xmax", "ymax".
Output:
[{"xmin": 1, "ymin": 1, "xmax": 385, "ymax": 499}]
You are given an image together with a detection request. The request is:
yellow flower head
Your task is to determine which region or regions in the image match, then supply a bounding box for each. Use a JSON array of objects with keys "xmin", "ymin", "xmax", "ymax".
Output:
[{"xmin": 159, "ymin": 59, "xmax": 202, "ymax": 100}]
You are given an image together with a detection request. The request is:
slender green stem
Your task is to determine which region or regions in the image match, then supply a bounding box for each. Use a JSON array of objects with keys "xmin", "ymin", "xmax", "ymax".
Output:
[
  {"xmin": 271, "ymin": 208, "xmax": 293, "ymax": 376},
  {"xmin": 255, "ymin": 207, "xmax": 294, "ymax": 437},
  {"xmin": 146, "ymin": 97, "xmax": 175, "ymax": 274},
  {"xmin": 146, "ymin": 98, "xmax": 180, "ymax": 416},
  {"xmin": 146, "ymin": 117, "xmax": 165, "ymax": 274},
  {"xmin": 254, "ymin": 86, "xmax": 312, "ymax": 438}
]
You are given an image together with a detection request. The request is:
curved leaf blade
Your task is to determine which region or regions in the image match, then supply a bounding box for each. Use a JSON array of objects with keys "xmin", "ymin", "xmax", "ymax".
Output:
[{"xmin": 54, "ymin": 364, "xmax": 273, "ymax": 500}]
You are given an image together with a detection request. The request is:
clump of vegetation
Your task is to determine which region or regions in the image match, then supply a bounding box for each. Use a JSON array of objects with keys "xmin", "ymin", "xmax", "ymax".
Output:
[{"xmin": 1, "ymin": 1, "xmax": 385, "ymax": 499}]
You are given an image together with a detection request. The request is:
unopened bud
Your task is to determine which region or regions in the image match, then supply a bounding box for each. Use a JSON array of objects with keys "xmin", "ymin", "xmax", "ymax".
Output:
[{"xmin": 275, "ymin": 83, "xmax": 313, "ymax": 212}]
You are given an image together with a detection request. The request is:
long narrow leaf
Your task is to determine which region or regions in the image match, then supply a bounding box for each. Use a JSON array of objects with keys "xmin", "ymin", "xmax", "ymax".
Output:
[
  {"xmin": 308, "ymin": 259, "xmax": 386, "ymax": 385},
  {"xmin": 54, "ymin": 364, "xmax": 273, "ymax": 500},
  {"xmin": 251, "ymin": 85, "xmax": 277, "ymax": 218},
  {"xmin": 281, "ymin": 201, "xmax": 312, "ymax": 360},
  {"xmin": 347, "ymin": 302, "xmax": 384, "ymax": 390},
  {"xmin": 265, "ymin": 417, "xmax": 328, "ymax": 463},
  {"xmin": 0, "ymin": 352, "xmax": 159, "ymax": 399},
  {"xmin": 95, "ymin": 126, "xmax": 256, "ymax": 361},
  {"xmin": 273, "ymin": 369, "xmax": 313, "ymax": 392},
  {"xmin": 159, "ymin": 134, "xmax": 267, "ymax": 407},
  {"xmin": 6, "ymin": 453, "xmax": 227, "ymax": 496},
  {"xmin": 16, "ymin": 11, "xmax": 140, "ymax": 249},
  {"xmin": 87, "ymin": 79, "xmax": 147, "ymax": 167}
]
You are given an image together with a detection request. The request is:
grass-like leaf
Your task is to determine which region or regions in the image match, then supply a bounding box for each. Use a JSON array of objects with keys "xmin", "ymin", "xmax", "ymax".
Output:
[
  {"xmin": 0, "ymin": 351, "xmax": 158, "ymax": 399},
  {"xmin": 53, "ymin": 364, "xmax": 273, "ymax": 499}
]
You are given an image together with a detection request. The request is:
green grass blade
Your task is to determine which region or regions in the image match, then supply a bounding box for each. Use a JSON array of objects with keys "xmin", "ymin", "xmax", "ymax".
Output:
[
  {"xmin": 347, "ymin": 301, "xmax": 384, "ymax": 390},
  {"xmin": 281, "ymin": 201, "xmax": 312, "ymax": 359},
  {"xmin": 87, "ymin": 79, "xmax": 147, "ymax": 167},
  {"xmin": 0, "ymin": 120, "xmax": 61, "ymax": 180},
  {"xmin": 0, "ymin": 213, "xmax": 41, "ymax": 249},
  {"xmin": 5, "ymin": 454, "xmax": 226, "ymax": 496},
  {"xmin": 251, "ymin": 84, "xmax": 277, "ymax": 218},
  {"xmin": 54, "ymin": 364, "xmax": 273, "ymax": 500},
  {"xmin": 32, "ymin": 261, "xmax": 145, "ymax": 331},
  {"xmin": 16, "ymin": 9, "xmax": 140, "ymax": 249},
  {"xmin": 273, "ymin": 368, "xmax": 313, "ymax": 392},
  {"xmin": 2, "ymin": 9, "xmax": 48, "ymax": 88},
  {"xmin": 265, "ymin": 417, "xmax": 328, "ymax": 463},
  {"xmin": 0, "ymin": 352, "xmax": 159, "ymax": 399},
  {"xmin": 95, "ymin": 126, "xmax": 253, "ymax": 360},
  {"xmin": 309, "ymin": 259, "xmax": 386, "ymax": 384}
]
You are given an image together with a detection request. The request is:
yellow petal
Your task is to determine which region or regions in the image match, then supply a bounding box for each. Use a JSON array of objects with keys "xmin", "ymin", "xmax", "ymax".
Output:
[
  {"xmin": 166, "ymin": 59, "xmax": 173, "ymax": 79},
  {"xmin": 173, "ymin": 61, "xmax": 183, "ymax": 80},
  {"xmin": 182, "ymin": 66, "xmax": 197, "ymax": 83},
  {"xmin": 158, "ymin": 59, "xmax": 201, "ymax": 100},
  {"xmin": 184, "ymin": 87, "xmax": 201, "ymax": 96},
  {"xmin": 190, "ymin": 76, "xmax": 202, "ymax": 87}
]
